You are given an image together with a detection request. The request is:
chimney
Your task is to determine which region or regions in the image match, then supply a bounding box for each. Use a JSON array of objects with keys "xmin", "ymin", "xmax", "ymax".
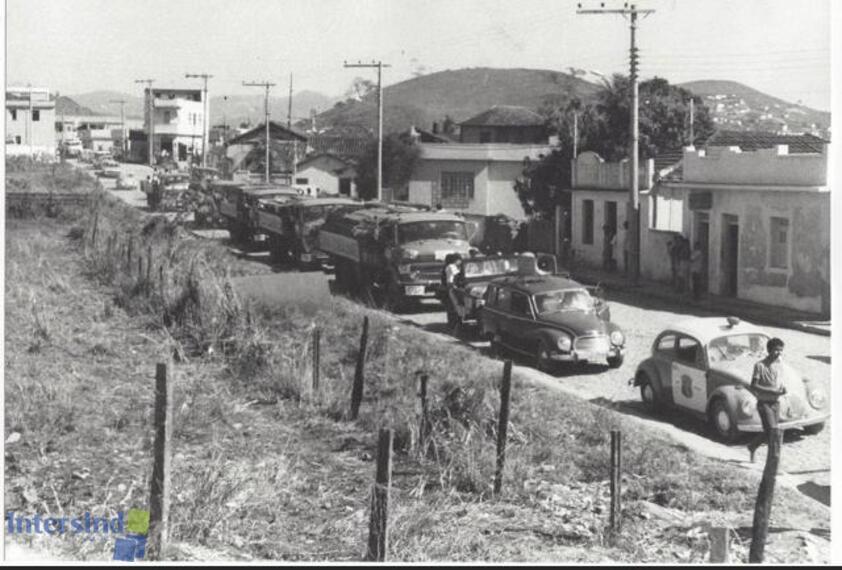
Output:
[{"xmin": 432, "ymin": 122, "xmax": 439, "ymax": 134}]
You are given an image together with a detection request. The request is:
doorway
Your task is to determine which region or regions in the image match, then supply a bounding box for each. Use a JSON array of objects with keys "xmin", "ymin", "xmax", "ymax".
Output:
[
  {"xmin": 720, "ymin": 214, "xmax": 739, "ymax": 297},
  {"xmin": 603, "ymin": 201, "xmax": 618, "ymax": 271},
  {"xmin": 694, "ymin": 212, "xmax": 710, "ymax": 294}
]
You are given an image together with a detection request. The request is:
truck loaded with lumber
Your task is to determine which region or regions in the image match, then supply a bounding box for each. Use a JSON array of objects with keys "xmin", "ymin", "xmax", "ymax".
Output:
[
  {"xmin": 317, "ymin": 204, "xmax": 473, "ymax": 311},
  {"xmin": 213, "ymin": 181, "xmax": 300, "ymax": 246},
  {"xmin": 256, "ymin": 196, "xmax": 364, "ymax": 267}
]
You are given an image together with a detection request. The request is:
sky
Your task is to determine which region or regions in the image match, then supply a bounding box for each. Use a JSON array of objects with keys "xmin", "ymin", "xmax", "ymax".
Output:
[{"xmin": 4, "ymin": 0, "xmax": 833, "ymax": 111}]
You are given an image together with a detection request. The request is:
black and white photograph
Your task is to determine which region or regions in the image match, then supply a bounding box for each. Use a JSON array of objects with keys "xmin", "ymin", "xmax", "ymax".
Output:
[{"xmin": 3, "ymin": 0, "xmax": 838, "ymax": 564}]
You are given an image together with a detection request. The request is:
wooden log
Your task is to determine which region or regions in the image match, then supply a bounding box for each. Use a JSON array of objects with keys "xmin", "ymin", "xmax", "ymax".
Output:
[
  {"xmin": 365, "ymin": 428, "xmax": 393, "ymax": 562},
  {"xmin": 418, "ymin": 373, "xmax": 429, "ymax": 454},
  {"xmin": 709, "ymin": 526, "xmax": 730, "ymax": 563},
  {"xmin": 610, "ymin": 429, "xmax": 622, "ymax": 533},
  {"xmin": 749, "ymin": 428, "xmax": 783, "ymax": 563},
  {"xmin": 148, "ymin": 363, "xmax": 173, "ymax": 561},
  {"xmin": 350, "ymin": 316, "xmax": 369, "ymax": 420},
  {"xmin": 493, "ymin": 360, "xmax": 513, "ymax": 496},
  {"xmin": 312, "ymin": 327, "xmax": 321, "ymax": 394}
]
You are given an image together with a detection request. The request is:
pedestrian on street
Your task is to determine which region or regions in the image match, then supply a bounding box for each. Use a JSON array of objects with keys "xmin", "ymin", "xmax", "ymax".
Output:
[
  {"xmin": 676, "ymin": 236, "xmax": 691, "ymax": 293},
  {"xmin": 602, "ymin": 225, "xmax": 616, "ymax": 271},
  {"xmin": 747, "ymin": 338, "xmax": 787, "ymax": 463},
  {"xmin": 690, "ymin": 241, "xmax": 704, "ymax": 300}
]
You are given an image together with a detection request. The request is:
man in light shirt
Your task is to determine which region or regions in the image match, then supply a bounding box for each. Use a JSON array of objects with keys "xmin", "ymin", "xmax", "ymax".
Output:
[{"xmin": 747, "ymin": 337, "xmax": 787, "ymax": 463}]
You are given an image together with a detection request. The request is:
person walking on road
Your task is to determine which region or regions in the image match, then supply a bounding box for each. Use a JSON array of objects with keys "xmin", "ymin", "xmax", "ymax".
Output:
[
  {"xmin": 690, "ymin": 241, "xmax": 704, "ymax": 300},
  {"xmin": 747, "ymin": 338, "xmax": 787, "ymax": 463}
]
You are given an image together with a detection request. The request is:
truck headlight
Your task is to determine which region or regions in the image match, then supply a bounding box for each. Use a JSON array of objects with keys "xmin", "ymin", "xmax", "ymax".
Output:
[
  {"xmin": 403, "ymin": 249, "xmax": 419, "ymax": 260},
  {"xmin": 738, "ymin": 396, "xmax": 756, "ymax": 418},
  {"xmin": 556, "ymin": 335, "xmax": 572, "ymax": 352},
  {"xmin": 610, "ymin": 330, "xmax": 624, "ymax": 346},
  {"xmin": 398, "ymin": 264, "xmax": 412, "ymax": 275},
  {"xmin": 468, "ymin": 285, "xmax": 487, "ymax": 299},
  {"xmin": 807, "ymin": 386, "xmax": 826, "ymax": 409}
]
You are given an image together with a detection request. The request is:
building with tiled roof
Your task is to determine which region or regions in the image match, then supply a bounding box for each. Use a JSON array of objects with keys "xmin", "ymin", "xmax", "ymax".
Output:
[
  {"xmin": 705, "ymin": 130, "xmax": 827, "ymax": 154},
  {"xmin": 305, "ymin": 134, "xmax": 371, "ymax": 160},
  {"xmin": 459, "ymin": 105, "xmax": 548, "ymax": 144}
]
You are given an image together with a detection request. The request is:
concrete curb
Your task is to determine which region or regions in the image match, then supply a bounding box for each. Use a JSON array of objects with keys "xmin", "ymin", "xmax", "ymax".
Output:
[{"xmin": 573, "ymin": 273, "xmax": 831, "ymax": 338}]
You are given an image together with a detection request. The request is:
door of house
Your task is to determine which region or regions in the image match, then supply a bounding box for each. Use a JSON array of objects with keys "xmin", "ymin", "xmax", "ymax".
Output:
[
  {"xmin": 339, "ymin": 178, "xmax": 351, "ymax": 196},
  {"xmin": 603, "ymin": 201, "xmax": 618, "ymax": 271},
  {"xmin": 720, "ymin": 214, "xmax": 739, "ymax": 297},
  {"xmin": 694, "ymin": 212, "xmax": 710, "ymax": 294}
]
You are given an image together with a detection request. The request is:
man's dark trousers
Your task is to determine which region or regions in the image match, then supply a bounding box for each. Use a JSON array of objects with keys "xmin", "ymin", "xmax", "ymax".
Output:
[{"xmin": 748, "ymin": 399, "xmax": 779, "ymax": 454}]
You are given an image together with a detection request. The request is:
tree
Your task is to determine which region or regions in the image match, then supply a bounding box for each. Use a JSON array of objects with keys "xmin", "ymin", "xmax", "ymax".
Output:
[
  {"xmin": 355, "ymin": 133, "xmax": 421, "ymax": 200},
  {"xmin": 516, "ymin": 75, "xmax": 715, "ymax": 218},
  {"xmin": 345, "ymin": 77, "xmax": 376, "ymax": 102}
]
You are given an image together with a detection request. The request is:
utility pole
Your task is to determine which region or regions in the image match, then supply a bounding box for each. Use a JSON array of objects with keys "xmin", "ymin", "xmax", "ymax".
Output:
[
  {"xmin": 135, "ymin": 79, "xmax": 155, "ymax": 166},
  {"xmin": 689, "ymin": 98, "xmax": 695, "ymax": 146},
  {"xmin": 288, "ymin": 73, "xmax": 297, "ymax": 180},
  {"xmin": 26, "ymin": 83, "xmax": 33, "ymax": 152},
  {"xmin": 344, "ymin": 60, "xmax": 391, "ymax": 202},
  {"xmin": 243, "ymin": 80, "xmax": 276, "ymax": 183},
  {"xmin": 109, "ymin": 99, "xmax": 127, "ymax": 158},
  {"xmin": 185, "ymin": 72, "xmax": 213, "ymax": 166},
  {"xmin": 577, "ymin": 2, "xmax": 654, "ymax": 285}
]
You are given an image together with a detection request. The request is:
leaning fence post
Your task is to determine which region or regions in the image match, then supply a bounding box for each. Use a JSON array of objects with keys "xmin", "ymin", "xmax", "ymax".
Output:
[
  {"xmin": 610, "ymin": 429, "xmax": 622, "ymax": 534},
  {"xmin": 127, "ymin": 236, "xmax": 134, "ymax": 270},
  {"xmin": 709, "ymin": 526, "xmax": 730, "ymax": 563},
  {"xmin": 312, "ymin": 327, "xmax": 321, "ymax": 395},
  {"xmin": 350, "ymin": 316, "xmax": 369, "ymax": 420},
  {"xmin": 146, "ymin": 245, "xmax": 152, "ymax": 283},
  {"xmin": 493, "ymin": 359, "xmax": 513, "ymax": 496},
  {"xmin": 148, "ymin": 363, "xmax": 173, "ymax": 561},
  {"xmin": 750, "ymin": 427, "xmax": 783, "ymax": 563},
  {"xmin": 365, "ymin": 428, "xmax": 393, "ymax": 562}
]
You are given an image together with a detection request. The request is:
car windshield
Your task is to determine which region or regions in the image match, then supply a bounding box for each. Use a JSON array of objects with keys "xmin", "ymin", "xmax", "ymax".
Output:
[
  {"xmin": 397, "ymin": 221, "xmax": 467, "ymax": 243},
  {"xmin": 707, "ymin": 333, "xmax": 769, "ymax": 363},
  {"xmin": 463, "ymin": 257, "xmax": 518, "ymax": 279},
  {"xmin": 533, "ymin": 289, "xmax": 594, "ymax": 314}
]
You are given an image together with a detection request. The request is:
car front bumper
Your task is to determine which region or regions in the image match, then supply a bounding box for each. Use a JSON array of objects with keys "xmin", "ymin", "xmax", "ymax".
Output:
[
  {"xmin": 549, "ymin": 346, "xmax": 625, "ymax": 363},
  {"xmin": 738, "ymin": 413, "xmax": 828, "ymax": 432}
]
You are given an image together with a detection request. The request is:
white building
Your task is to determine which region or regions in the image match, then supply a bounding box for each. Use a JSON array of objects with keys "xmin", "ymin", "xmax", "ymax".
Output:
[
  {"xmin": 293, "ymin": 153, "xmax": 357, "ymax": 197},
  {"xmin": 143, "ymin": 88, "xmax": 206, "ymax": 162},
  {"xmin": 6, "ymin": 86, "xmax": 56, "ymax": 155}
]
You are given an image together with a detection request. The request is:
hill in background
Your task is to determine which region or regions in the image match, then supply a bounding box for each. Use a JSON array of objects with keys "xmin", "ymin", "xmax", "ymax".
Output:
[{"xmin": 55, "ymin": 96, "xmax": 97, "ymax": 117}]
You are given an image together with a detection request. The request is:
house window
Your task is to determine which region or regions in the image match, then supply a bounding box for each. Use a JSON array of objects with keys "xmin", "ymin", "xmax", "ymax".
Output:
[
  {"xmin": 32, "ymin": 110, "xmax": 40, "ymax": 121},
  {"xmin": 295, "ymin": 178, "xmax": 309, "ymax": 185},
  {"xmin": 15, "ymin": 135, "xmax": 21, "ymax": 144},
  {"xmin": 10, "ymin": 109, "xmax": 17, "ymax": 121},
  {"xmin": 582, "ymin": 199, "xmax": 594, "ymax": 245},
  {"xmin": 650, "ymin": 191, "xmax": 683, "ymax": 232},
  {"xmin": 441, "ymin": 172, "xmax": 474, "ymax": 201},
  {"xmin": 163, "ymin": 111, "xmax": 171, "ymax": 123},
  {"xmin": 769, "ymin": 217, "xmax": 789, "ymax": 269}
]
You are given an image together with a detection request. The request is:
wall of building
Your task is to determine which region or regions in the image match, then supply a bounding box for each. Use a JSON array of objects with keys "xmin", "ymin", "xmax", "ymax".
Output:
[
  {"xmin": 408, "ymin": 159, "xmax": 489, "ymax": 214},
  {"xmin": 573, "ymin": 151, "xmax": 655, "ymax": 191},
  {"xmin": 486, "ymin": 161, "xmax": 528, "ymax": 219},
  {"xmin": 293, "ymin": 156, "xmax": 357, "ymax": 197},
  {"xmin": 683, "ymin": 145, "xmax": 828, "ymax": 187},
  {"xmin": 569, "ymin": 189, "xmax": 629, "ymax": 269},
  {"xmin": 6, "ymin": 107, "xmax": 56, "ymax": 151}
]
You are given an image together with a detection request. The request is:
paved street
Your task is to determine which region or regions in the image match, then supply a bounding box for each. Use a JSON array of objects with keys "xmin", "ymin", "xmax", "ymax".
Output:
[{"xmin": 228, "ymin": 255, "xmax": 831, "ymax": 507}]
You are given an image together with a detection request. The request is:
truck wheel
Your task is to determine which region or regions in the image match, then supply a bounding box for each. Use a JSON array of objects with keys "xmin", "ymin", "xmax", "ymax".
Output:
[
  {"xmin": 638, "ymin": 372, "xmax": 660, "ymax": 413},
  {"xmin": 709, "ymin": 398, "xmax": 740, "ymax": 443}
]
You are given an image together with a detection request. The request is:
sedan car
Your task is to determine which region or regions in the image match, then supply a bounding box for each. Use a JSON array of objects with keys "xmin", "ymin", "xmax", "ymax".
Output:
[
  {"xmin": 633, "ymin": 316, "xmax": 828, "ymax": 442},
  {"xmin": 479, "ymin": 273, "xmax": 625, "ymax": 371}
]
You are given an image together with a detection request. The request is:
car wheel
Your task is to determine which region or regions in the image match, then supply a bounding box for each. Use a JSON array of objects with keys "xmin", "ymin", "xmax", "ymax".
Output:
[
  {"xmin": 709, "ymin": 398, "xmax": 740, "ymax": 443},
  {"xmin": 607, "ymin": 354, "xmax": 624, "ymax": 369},
  {"xmin": 489, "ymin": 334, "xmax": 504, "ymax": 359},
  {"xmin": 802, "ymin": 422, "xmax": 825, "ymax": 435},
  {"xmin": 638, "ymin": 372, "xmax": 660, "ymax": 413},
  {"xmin": 534, "ymin": 340, "xmax": 553, "ymax": 374}
]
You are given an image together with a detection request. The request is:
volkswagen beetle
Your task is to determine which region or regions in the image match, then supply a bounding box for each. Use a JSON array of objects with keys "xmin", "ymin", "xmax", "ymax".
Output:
[{"xmin": 633, "ymin": 316, "xmax": 828, "ymax": 442}]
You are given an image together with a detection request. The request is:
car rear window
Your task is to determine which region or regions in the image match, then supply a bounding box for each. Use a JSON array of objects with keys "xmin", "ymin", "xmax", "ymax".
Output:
[{"xmin": 511, "ymin": 292, "xmax": 531, "ymax": 317}]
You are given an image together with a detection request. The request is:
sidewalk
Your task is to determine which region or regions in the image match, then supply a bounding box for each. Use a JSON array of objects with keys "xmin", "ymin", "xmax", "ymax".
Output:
[{"xmin": 569, "ymin": 265, "xmax": 831, "ymax": 337}]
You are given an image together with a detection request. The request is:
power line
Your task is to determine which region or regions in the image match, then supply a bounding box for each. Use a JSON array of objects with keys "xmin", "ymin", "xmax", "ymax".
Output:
[
  {"xmin": 577, "ymin": 1, "xmax": 655, "ymax": 286},
  {"xmin": 242, "ymin": 80, "xmax": 276, "ymax": 183},
  {"xmin": 343, "ymin": 60, "xmax": 391, "ymax": 202},
  {"xmin": 185, "ymin": 72, "xmax": 214, "ymax": 167}
]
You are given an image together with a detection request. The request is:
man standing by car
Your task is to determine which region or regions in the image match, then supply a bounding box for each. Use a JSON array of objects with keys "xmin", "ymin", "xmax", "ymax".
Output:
[{"xmin": 747, "ymin": 338, "xmax": 787, "ymax": 462}]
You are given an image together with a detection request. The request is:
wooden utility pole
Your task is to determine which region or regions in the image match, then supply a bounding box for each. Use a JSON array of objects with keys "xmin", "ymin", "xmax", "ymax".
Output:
[
  {"xmin": 135, "ymin": 79, "xmax": 155, "ymax": 166},
  {"xmin": 576, "ymin": 2, "xmax": 655, "ymax": 285},
  {"xmin": 109, "ymin": 99, "xmax": 127, "ymax": 157},
  {"xmin": 288, "ymin": 73, "xmax": 298, "ymax": 180},
  {"xmin": 243, "ymin": 80, "xmax": 276, "ymax": 183},
  {"xmin": 185, "ymin": 73, "xmax": 214, "ymax": 167},
  {"xmin": 749, "ymin": 428, "xmax": 783, "ymax": 563},
  {"xmin": 689, "ymin": 97, "xmax": 695, "ymax": 146},
  {"xmin": 344, "ymin": 61, "xmax": 391, "ymax": 202}
]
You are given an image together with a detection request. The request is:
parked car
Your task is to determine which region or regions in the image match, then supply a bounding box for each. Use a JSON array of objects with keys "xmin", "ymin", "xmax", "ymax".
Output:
[
  {"xmin": 633, "ymin": 316, "xmax": 829, "ymax": 442},
  {"xmin": 479, "ymin": 271, "xmax": 625, "ymax": 371}
]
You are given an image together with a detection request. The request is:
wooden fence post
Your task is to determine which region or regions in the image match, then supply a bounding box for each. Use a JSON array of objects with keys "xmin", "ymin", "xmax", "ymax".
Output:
[
  {"xmin": 148, "ymin": 363, "xmax": 173, "ymax": 561},
  {"xmin": 749, "ymin": 427, "xmax": 783, "ymax": 563},
  {"xmin": 365, "ymin": 428, "xmax": 393, "ymax": 562},
  {"xmin": 709, "ymin": 526, "xmax": 730, "ymax": 563},
  {"xmin": 312, "ymin": 327, "xmax": 321, "ymax": 394},
  {"xmin": 127, "ymin": 236, "xmax": 134, "ymax": 269},
  {"xmin": 610, "ymin": 429, "xmax": 622, "ymax": 534},
  {"xmin": 417, "ymin": 373, "xmax": 429, "ymax": 454},
  {"xmin": 146, "ymin": 245, "xmax": 152, "ymax": 283},
  {"xmin": 350, "ymin": 316, "xmax": 369, "ymax": 420},
  {"xmin": 493, "ymin": 359, "xmax": 513, "ymax": 496}
]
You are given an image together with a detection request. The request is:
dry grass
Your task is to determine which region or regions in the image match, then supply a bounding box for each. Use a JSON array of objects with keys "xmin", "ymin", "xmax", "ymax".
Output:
[{"xmin": 4, "ymin": 161, "xmax": 829, "ymax": 563}]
